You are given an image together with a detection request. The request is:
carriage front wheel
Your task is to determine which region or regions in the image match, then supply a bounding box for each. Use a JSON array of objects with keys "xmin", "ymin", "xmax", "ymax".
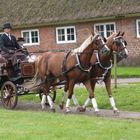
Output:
[{"xmin": 1, "ymin": 81, "xmax": 18, "ymax": 109}]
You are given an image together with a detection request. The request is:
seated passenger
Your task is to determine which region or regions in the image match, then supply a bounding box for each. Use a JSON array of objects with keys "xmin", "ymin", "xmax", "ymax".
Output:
[{"xmin": 0, "ymin": 22, "xmax": 28, "ymax": 76}]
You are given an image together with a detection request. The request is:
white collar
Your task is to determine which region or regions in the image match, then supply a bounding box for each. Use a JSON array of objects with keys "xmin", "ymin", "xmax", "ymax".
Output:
[{"xmin": 4, "ymin": 32, "xmax": 10, "ymax": 36}]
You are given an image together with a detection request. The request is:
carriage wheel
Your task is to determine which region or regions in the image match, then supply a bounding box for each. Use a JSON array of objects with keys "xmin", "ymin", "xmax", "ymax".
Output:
[
  {"xmin": 39, "ymin": 90, "xmax": 56, "ymax": 106},
  {"xmin": 1, "ymin": 81, "xmax": 18, "ymax": 109}
]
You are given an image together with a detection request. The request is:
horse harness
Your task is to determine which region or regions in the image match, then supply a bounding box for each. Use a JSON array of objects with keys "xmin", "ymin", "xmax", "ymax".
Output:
[
  {"xmin": 62, "ymin": 51, "xmax": 92, "ymax": 78},
  {"xmin": 92, "ymin": 52, "xmax": 113, "ymax": 83}
]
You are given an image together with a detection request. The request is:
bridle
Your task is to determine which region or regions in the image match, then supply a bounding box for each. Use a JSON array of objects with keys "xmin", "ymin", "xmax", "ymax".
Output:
[{"xmin": 112, "ymin": 36, "xmax": 127, "ymax": 58}]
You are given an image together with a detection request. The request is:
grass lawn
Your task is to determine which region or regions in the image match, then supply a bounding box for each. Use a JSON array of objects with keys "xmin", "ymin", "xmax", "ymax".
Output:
[
  {"xmin": 20, "ymin": 82, "xmax": 140, "ymax": 112},
  {"xmin": 0, "ymin": 82, "xmax": 140, "ymax": 140},
  {"xmin": 0, "ymin": 109, "xmax": 139, "ymax": 140},
  {"xmin": 111, "ymin": 66, "xmax": 140, "ymax": 78}
]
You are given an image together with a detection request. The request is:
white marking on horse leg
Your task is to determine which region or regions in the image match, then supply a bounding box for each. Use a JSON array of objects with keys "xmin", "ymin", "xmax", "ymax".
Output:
[
  {"xmin": 47, "ymin": 95, "xmax": 54, "ymax": 109},
  {"xmin": 62, "ymin": 91, "xmax": 67, "ymax": 102},
  {"xmin": 41, "ymin": 95, "xmax": 46, "ymax": 109},
  {"xmin": 82, "ymin": 98, "xmax": 91, "ymax": 108},
  {"xmin": 109, "ymin": 97, "xmax": 118, "ymax": 111},
  {"xmin": 72, "ymin": 94, "xmax": 79, "ymax": 106},
  {"xmin": 91, "ymin": 98, "xmax": 99, "ymax": 112},
  {"xmin": 66, "ymin": 98, "xmax": 71, "ymax": 112}
]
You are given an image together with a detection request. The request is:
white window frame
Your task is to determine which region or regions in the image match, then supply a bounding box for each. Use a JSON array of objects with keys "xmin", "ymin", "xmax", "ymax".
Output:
[
  {"xmin": 56, "ymin": 26, "xmax": 76, "ymax": 44},
  {"xmin": 21, "ymin": 29, "xmax": 40, "ymax": 46},
  {"xmin": 94, "ymin": 22, "xmax": 116, "ymax": 38},
  {"xmin": 136, "ymin": 19, "xmax": 140, "ymax": 38}
]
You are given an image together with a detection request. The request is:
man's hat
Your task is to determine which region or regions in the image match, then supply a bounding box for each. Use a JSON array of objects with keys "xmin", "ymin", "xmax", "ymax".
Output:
[{"xmin": 3, "ymin": 22, "xmax": 12, "ymax": 29}]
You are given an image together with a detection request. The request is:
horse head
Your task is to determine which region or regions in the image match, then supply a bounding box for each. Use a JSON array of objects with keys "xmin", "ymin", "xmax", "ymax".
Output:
[
  {"xmin": 112, "ymin": 32, "xmax": 128, "ymax": 59},
  {"xmin": 92, "ymin": 32, "xmax": 110, "ymax": 55}
]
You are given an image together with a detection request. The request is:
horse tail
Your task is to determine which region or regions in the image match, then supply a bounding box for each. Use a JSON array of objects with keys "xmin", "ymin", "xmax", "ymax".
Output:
[{"xmin": 32, "ymin": 55, "xmax": 42, "ymax": 85}]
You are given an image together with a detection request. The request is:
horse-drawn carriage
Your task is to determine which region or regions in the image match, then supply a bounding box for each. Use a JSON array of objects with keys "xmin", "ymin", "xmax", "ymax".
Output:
[
  {"xmin": 0, "ymin": 31, "xmax": 128, "ymax": 114},
  {"xmin": 0, "ymin": 53, "xmax": 56, "ymax": 109}
]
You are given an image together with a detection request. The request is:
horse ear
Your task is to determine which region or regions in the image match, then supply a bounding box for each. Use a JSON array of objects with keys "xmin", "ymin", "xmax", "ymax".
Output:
[
  {"xmin": 121, "ymin": 32, "xmax": 125, "ymax": 36},
  {"xmin": 116, "ymin": 31, "xmax": 120, "ymax": 37},
  {"xmin": 94, "ymin": 29, "xmax": 99, "ymax": 35}
]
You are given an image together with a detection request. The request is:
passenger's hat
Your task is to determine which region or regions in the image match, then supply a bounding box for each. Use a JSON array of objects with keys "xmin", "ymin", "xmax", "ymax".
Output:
[{"xmin": 3, "ymin": 22, "xmax": 12, "ymax": 29}]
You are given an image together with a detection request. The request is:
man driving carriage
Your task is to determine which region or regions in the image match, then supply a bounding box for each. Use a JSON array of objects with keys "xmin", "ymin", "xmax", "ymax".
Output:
[{"xmin": 0, "ymin": 22, "xmax": 28, "ymax": 76}]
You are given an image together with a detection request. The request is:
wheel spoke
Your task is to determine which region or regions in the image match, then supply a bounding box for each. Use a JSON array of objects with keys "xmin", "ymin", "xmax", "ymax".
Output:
[{"xmin": 1, "ymin": 81, "xmax": 18, "ymax": 109}]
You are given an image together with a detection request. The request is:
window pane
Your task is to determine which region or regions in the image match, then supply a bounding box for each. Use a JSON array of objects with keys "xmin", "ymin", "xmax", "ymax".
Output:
[
  {"xmin": 23, "ymin": 32, "xmax": 30, "ymax": 43},
  {"xmin": 106, "ymin": 24, "xmax": 115, "ymax": 37},
  {"xmin": 138, "ymin": 22, "xmax": 140, "ymax": 36},
  {"xmin": 95, "ymin": 25, "xmax": 104, "ymax": 36},
  {"xmin": 31, "ymin": 31, "xmax": 39, "ymax": 43},
  {"xmin": 57, "ymin": 29, "xmax": 65, "ymax": 41},
  {"xmin": 66, "ymin": 28, "xmax": 75, "ymax": 41}
]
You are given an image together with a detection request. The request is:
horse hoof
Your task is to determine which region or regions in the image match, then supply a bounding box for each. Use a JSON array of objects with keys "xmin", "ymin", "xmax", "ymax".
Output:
[
  {"xmin": 51, "ymin": 108, "xmax": 55, "ymax": 112},
  {"xmin": 113, "ymin": 109, "xmax": 120, "ymax": 115},
  {"xmin": 94, "ymin": 108, "xmax": 100, "ymax": 115},
  {"xmin": 66, "ymin": 108, "xmax": 71, "ymax": 113},
  {"xmin": 41, "ymin": 105, "xmax": 46, "ymax": 110},
  {"xmin": 59, "ymin": 104, "xmax": 64, "ymax": 110},
  {"xmin": 94, "ymin": 111, "xmax": 100, "ymax": 116},
  {"xmin": 78, "ymin": 107, "xmax": 86, "ymax": 112}
]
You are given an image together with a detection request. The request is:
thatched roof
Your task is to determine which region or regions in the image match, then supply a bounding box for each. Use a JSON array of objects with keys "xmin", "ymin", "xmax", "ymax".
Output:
[{"xmin": 0, "ymin": 0, "xmax": 140, "ymax": 29}]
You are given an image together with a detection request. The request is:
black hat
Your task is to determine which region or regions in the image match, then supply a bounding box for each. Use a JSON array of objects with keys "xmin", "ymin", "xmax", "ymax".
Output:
[{"xmin": 3, "ymin": 22, "xmax": 12, "ymax": 29}]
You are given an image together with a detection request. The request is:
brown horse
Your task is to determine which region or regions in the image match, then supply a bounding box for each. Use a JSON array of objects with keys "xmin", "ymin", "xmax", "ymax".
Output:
[
  {"xmin": 60, "ymin": 32, "xmax": 128, "ymax": 113},
  {"xmin": 35, "ymin": 32, "xmax": 110, "ymax": 112}
]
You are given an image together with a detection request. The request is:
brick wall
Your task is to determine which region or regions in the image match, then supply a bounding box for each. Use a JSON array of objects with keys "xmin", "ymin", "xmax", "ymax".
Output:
[{"xmin": 12, "ymin": 17, "xmax": 140, "ymax": 66}]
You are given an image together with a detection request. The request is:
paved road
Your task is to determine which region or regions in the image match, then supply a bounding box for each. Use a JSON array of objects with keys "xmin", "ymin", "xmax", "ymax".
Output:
[{"xmin": 111, "ymin": 77, "xmax": 140, "ymax": 84}]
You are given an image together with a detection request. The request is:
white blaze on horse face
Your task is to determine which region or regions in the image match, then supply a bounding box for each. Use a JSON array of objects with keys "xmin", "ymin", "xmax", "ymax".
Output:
[
  {"xmin": 41, "ymin": 95, "xmax": 46, "ymax": 109},
  {"xmin": 91, "ymin": 98, "xmax": 99, "ymax": 112},
  {"xmin": 47, "ymin": 95, "xmax": 54, "ymax": 109},
  {"xmin": 123, "ymin": 43, "xmax": 129, "ymax": 56},
  {"xmin": 122, "ymin": 41, "xmax": 128, "ymax": 57}
]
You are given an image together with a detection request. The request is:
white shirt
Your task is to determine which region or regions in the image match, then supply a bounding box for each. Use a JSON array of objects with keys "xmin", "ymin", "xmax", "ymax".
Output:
[{"xmin": 5, "ymin": 32, "xmax": 11, "ymax": 40}]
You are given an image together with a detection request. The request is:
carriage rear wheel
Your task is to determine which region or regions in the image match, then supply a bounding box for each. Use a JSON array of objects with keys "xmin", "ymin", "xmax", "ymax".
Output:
[
  {"xmin": 1, "ymin": 81, "xmax": 18, "ymax": 109},
  {"xmin": 39, "ymin": 90, "xmax": 56, "ymax": 106}
]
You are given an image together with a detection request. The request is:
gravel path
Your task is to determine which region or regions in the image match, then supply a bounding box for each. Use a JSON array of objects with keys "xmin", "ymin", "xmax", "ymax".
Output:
[{"xmin": 14, "ymin": 101, "xmax": 140, "ymax": 120}]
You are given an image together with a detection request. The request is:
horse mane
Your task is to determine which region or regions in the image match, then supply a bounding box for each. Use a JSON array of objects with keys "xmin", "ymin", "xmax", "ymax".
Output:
[
  {"xmin": 107, "ymin": 32, "xmax": 117, "ymax": 41},
  {"xmin": 72, "ymin": 34, "xmax": 93, "ymax": 54},
  {"xmin": 106, "ymin": 32, "xmax": 118, "ymax": 48}
]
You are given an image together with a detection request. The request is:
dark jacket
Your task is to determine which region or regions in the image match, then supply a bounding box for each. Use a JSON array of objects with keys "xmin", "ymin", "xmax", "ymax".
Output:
[{"xmin": 0, "ymin": 33, "xmax": 21, "ymax": 53}]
